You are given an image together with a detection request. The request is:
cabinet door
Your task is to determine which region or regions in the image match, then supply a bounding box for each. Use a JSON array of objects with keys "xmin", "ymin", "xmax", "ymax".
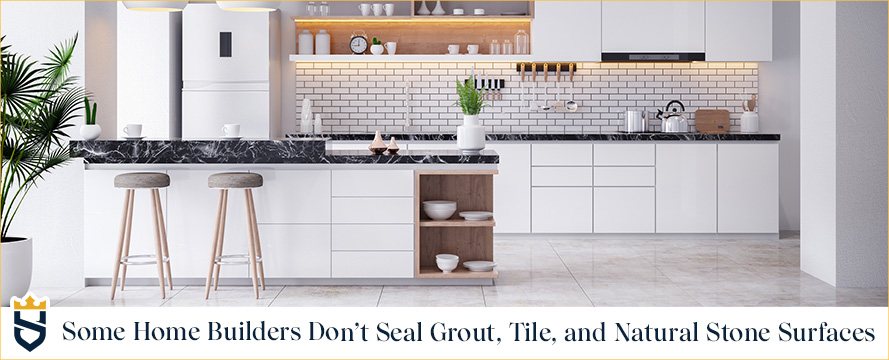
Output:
[
  {"xmin": 602, "ymin": 1, "xmax": 705, "ymax": 53},
  {"xmin": 532, "ymin": 187, "xmax": 593, "ymax": 233},
  {"xmin": 487, "ymin": 144, "xmax": 531, "ymax": 234},
  {"xmin": 84, "ymin": 171, "xmax": 168, "ymax": 278},
  {"xmin": 258, "ymin": 224, "xmax": 331, "ymax": 278},
  {"xmin": 706, "ymin": 1, "xmax": 772, "ymax": 61},
  {"xmin": 594, "ymin": 188, "xmax": 655, "ymax": 233},
  {"xmin": 656, "ymin": 144, "xmax": 717, "ymax": 233},
  {"xmin": 717, "ymin": 143, "xmax": 779, "ymax": 233},
  {"xmin": 532, "ymin": 1, "xmax": 601, "ymax": 61},
  {"xmin": 252, "ymin": 170, "xmax": 331, "ymax": 224}
]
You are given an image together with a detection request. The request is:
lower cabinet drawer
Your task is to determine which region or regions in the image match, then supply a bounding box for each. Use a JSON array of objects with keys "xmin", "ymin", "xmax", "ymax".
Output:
[
  {"xmin": 593, "ymin": 188, "xmax": 655, "ymax": 233},
  {"xmin": 331, "ymin": 251, "xmax": 414, "ymax": 278},
  {"xmin": 531, "ymin": 187, "xmax": 593, "ymax": 233},
  {"xmin": 332, "ymin": 224, "xmax": 414, "ymax": 251},
  {"xmin": 532, "ymin": 167, "xmax": 593, "ymax": 187},
  {"xmin": 594, "ymin": 167, "xmax": 655, "ymax": 187},
  {"xmin": 332, "ymin": 197, "xmax": 414, "ymax": 224}
]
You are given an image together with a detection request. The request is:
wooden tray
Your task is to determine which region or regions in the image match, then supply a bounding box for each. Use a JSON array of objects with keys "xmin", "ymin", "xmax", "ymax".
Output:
[{"xmin": 695, "ymin": 109, "xmax": 730, "ymax": 134}]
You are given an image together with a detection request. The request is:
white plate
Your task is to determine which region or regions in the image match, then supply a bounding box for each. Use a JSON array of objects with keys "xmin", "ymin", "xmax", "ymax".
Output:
[
  {"xmin": 122, "ymin": 136, "xmax": 145, "ymax": 141},
  {"xmin": 221, "ymin": 136, "xmax": 242, "ymax": 140},
  {"xmin": 463, "ymin": 261, "xmax": 497, "ymax": 272},
  {"xmin": 459, "ymin": 211, "xmax": 493, "ymax": 221}
]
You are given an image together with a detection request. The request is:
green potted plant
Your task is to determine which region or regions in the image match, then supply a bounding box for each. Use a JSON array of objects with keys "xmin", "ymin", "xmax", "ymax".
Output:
[
  {"xmin": 453, "ymin": 73, "xmax": 488, "ymax": 155},
  {"xmin": 80, "ymin": 97, "xmax": 100, "ymax": 140},
  {"xmin": 370, "ymin": 37, "xmax": 384, "ymax": 55},
  {"xmin": 1, "ymin": 34, "xmax": 84, "ymax": 306}
]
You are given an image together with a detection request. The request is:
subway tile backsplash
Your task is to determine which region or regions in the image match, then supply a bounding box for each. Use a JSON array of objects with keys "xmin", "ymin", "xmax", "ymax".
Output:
[{"xmin": 294, "ymin": 62, "xmax": 758, "ymax": 134}]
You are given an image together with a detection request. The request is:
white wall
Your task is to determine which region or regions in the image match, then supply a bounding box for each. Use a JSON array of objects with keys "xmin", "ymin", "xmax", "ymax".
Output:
[
  {"xmin": 759, "ymin": 2, "xmax": 800, "ymax": 232},
  {"xmin": 1, "ymin": 1, "xmax": 86, "ymax": 288}
]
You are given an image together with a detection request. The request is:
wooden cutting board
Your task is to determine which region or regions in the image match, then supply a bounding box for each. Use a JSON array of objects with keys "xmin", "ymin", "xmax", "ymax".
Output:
[{"xmin": 695, "ymin": 109, "xmax": 731, "ymax": 134}]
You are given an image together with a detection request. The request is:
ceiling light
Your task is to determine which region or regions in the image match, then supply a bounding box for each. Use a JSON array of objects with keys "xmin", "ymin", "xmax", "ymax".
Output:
[
  {"xmin": 217, "ymin": 1, "xmax": 280, "ymax": 12},
  {"xmin": 122, "ymin": 1, "xmax": 187, "ymax": 12}
]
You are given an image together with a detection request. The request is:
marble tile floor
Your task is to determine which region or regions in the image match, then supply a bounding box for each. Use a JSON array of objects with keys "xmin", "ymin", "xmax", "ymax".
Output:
[{"xmin": 39, "ymin": 236, "xmax": 887, "ymax": 307}]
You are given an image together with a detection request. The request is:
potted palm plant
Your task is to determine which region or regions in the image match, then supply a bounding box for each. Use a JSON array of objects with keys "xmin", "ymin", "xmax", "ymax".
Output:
[
  {"xmin": 453, "ymin": 73, "xmax": 488, "ymax": 155},
  {"xmin": 1, "ymin": 34, "xmax": 85, "ymax": 306}
]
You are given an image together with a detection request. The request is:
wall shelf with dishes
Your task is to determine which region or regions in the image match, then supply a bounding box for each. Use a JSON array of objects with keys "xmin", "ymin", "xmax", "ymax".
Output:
[
  {"xmin": 289, "ymin": 1, "xmax": 533, "ymax": 61},
  {"xmin": 414, "ymin": 170, "xmax": 498, "ymax": 279}
]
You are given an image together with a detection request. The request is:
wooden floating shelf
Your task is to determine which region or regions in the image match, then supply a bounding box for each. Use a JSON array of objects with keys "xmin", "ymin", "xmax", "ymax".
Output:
[
  {"xmin": 417, "ymin": 267, "xmax": 499, "ymax": 279},
  {"xmin": 289, "ymin": 54, "xmax": 533, "ymax": 62},
  {"xmin": 292, "ymin": 15, "xmax": 532, "ymax": 22},
  {"xmin": 419, "ymin": 219, "xmax": 496, "ymax": 228}
]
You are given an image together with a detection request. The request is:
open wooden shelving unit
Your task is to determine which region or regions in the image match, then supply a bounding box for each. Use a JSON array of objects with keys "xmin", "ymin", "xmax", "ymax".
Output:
[{"xmin": 414, "ymin": 170, "xmax": 499, "ymax": 279}]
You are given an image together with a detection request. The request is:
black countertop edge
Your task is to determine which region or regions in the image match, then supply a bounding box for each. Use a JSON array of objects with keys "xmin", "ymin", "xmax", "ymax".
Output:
[{"xmin": 286, "ymin": 132, "xmax": 781, "ymax": 141}]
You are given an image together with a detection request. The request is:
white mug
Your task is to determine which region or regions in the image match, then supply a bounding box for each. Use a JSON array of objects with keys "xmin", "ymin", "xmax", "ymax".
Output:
[
  {"xmin": 384, "ymin": 3, "xmax": 395, "ymax": 16},
  {"xmin": 474, "ymin": 8, "xmax": 485, "ymax": 15},
  {"xmin": 385, "ymin": 42, "xmax": 397, "ymax": 55},
  {"xmin": 372, "ymin": 3, "xmax": 383, "ymax": 16},
  {"xmin": 447, "ymin": 44, "xmax": 459, "ymax": 55},
  {"xmin": 467, "ymin": 44, "xmax": 479, "ymax": 54},
  {"xmin": 453, "ymin": 8, "xmax": 464, "ymax": 15},
  {"xmin": 222, "ymin": 123, "xmax": 241, "ymax": 137},
  {"xmin": 359, "ymin": 3, "xmax": 371, "ymax": 16},
  {"xmin": 123, "ymin": 124, "xmax": 142, "ymax": 138}
]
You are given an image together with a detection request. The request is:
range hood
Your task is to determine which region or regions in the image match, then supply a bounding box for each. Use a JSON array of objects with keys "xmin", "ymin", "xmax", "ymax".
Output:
[{"xmin": 601, "ymin": 53, "xmax": 706, "ymax": 62}]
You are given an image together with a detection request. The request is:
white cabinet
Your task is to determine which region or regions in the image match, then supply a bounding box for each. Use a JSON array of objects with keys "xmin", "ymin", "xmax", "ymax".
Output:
[
  {"xmin": 532, "ymin": 1, "xmax": 601, "ymax": 61},
  {"xmin": 594, "ymin": 144, "xmax": 655, "ymax": 166},
  {"xmin": 705, "ymin": 1, "xmax": 772, "ymax": 61},
  {"xmin": 532, "ymin": 167, "xmax": 593, "ymax": 187},
  {"xmin": 655, "ymin": 144, "xmax": 717, "ymax": 233},
  {"xmin": 332, "ymin": 197, "xmax": 414, "ymax": 224},
  {"xmin": 332, "ymin": 224, "xmax": 414, "ymax": 251},
  {"xmin": 331, "ymin": 251, "xmax": 413, "ymax": 278},
  {"xmin": 258, "ymin": 224, "xmax": 331, "ymax": 278},
  {"xmin": 532, "ymin": 144, "xmax": 593, "ymax": 166},
  {"xmin": 717, "ymin": 143, "xmax": 779, "ymax": 233},
  {"xmin": 602, "ymin": 1, "xmax": 705, "ymax": 53},
  {"xmin": 532, "ymin": 187, "xmax": 593, "ymax": 233},
  {"xmin": 594, "ymin": 167, "xmax": 655, "ymax": 187},
  {"xmin": 332, "ymin": 169, "xmax": 413, "ymax": 197},
  {"xmin": 252, "ymin": 170, "xmax": 330, "ymax": 224},
  {"xmin": 594, "ymin": 188, "xmax": 655, "ymax": 233},
  {"xmin": 486, "ymin": 144, "xmax": 531, "ymax": 234}
]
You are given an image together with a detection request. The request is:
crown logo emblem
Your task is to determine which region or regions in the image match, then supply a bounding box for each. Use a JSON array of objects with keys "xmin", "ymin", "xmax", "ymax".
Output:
[{"xmin": 11, "ymin": 294, "xmax": 48, "ymax": 310}]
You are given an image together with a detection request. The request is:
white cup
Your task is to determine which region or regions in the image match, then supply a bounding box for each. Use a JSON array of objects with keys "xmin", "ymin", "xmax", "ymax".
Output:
[
  {"xmin": 453, "ymin": 8, "xmax": 464, "ymax": 15},
  {"xmin": 447, "ymin": 44, "xmax": 459, "ymax": 55},
  {"xmin": 474, "ymin": 8, "xmax": 485, "ymax": 15},
  {"xmin": 384, "ymin": 3, "xmax": 395, "ymax": 16},
  {"xmin": 222, "ymin": 123, "xmax": 241, "ymax": 137},
  {"xmin": 358, "ymin": 3, "xmax": 371, "ymax": 16},
  {"xmin": 372, "ymin": 3, "xmax": 383, "ymax": 16},
  {"xmin": 385, "ymin": 42, "xmax": 397, "ymax": 55},
  {"xmin": 123, "ymin": 124, "xmax": 142, "ymax": 138},
  {"xmin": 467, "ymin": 44, "xmax": 479, "ymax": 54}
]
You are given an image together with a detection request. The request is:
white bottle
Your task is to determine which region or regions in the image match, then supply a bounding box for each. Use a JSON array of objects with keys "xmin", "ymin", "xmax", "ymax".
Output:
[
  {"xmin": 298, "ymin": 30, "xmax": 314, "ymax": 55},
  {"xmin": 315, "ymin": 30, "xmax": 330, "ymax": 55},
  {"xmin": 314, "ymin": 114, "xmax": 323, "ymax": 134}
]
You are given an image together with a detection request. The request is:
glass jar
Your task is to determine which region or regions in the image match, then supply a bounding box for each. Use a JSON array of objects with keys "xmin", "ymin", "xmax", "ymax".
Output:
[
  {"xmin": 319, "ymin": 1, "xmax": 329, "ymax": 16},
  {"xmin": 515, "ymin": 30, "xmax": 529, "ymax": 55},
  {"xmin": 502, "ymin": 40, "xmax": 513, "ymax": 55},
  {"xmin": 489, "ymin": 39, "xmax": 500, "ymax": 55},
  {"xmin": 307, "ymin": 1, "xmax": 317, "ymax": 16}
]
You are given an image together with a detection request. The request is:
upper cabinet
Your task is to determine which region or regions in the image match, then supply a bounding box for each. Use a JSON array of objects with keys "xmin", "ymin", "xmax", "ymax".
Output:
[
  {"xmin": 602, "ymin": 1, "xmax": 705, "ymax": 53},
  {"xmin": 705, "ymin": 1, "xmax": 773, "ymax": 61},
  {"xmin": 531, "ymin": 1, "xmax": 601, "ymax": 62}
]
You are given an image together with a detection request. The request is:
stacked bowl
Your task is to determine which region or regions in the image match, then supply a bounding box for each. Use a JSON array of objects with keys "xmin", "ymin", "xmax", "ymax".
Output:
[{"xmin": 423, "ymin": 200, "xmax": 457, "ymax": 220}]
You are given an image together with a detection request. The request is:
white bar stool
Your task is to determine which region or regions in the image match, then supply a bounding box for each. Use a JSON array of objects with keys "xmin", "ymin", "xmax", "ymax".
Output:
[
  {"xmin": 204, "ymin": 172, "xmax": 266, "ymax": 299},
  {"xmin": 111, "ymin": 172, "xmax": 172, "ymax": 300}
]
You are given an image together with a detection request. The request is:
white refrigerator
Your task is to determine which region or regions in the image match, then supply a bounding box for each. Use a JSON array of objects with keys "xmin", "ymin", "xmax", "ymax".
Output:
[{"xmin": 181, "ymin": 4, "xmax": 281, "ymax": 139}]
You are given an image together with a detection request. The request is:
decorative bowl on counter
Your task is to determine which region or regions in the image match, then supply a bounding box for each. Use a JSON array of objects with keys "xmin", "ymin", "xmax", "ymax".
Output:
[
  {"xmin": 463, "ymin": 260, "xmax": 497, "ymax": 272},
  {"xmin": 436, "ymin": 254, "xmax": 459, "ymax": 273},
  {"xmin": 423, "ymin": 200, "xmax": 457, "ymax": 220},
  {"xmin": 459, "ymin": 211, "xmax": 493, "ymax": 221}
]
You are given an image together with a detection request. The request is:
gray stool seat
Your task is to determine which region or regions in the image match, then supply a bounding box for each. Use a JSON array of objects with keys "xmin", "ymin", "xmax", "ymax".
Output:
[
  {"xmin": 208, "ymin": 172, "xmax": 263, "ymax": 189},
  {"xmin": 114, "ymin": 172, "xmax": 170, "ymax": 189}
]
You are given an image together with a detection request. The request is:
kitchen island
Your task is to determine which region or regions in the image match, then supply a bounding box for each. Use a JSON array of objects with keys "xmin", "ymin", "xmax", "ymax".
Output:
[{"xmin": 71, "ymin": 139, "xmax": 500, "ymax": 286}]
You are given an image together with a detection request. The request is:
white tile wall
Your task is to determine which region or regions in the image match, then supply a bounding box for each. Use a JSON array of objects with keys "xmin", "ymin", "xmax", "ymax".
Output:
[{"xmin": 294, "ymin": 62, "xmax": 758, "ymax": 134}]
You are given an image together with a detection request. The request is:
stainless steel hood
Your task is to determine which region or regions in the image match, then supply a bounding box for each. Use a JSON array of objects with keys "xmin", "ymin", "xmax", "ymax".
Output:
[{"xmin": 601, "ymin": 53, "xmax": 705, "ymax": 62}]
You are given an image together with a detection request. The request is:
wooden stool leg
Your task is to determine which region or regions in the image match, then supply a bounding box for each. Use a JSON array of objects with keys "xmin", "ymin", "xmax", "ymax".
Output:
[
  {"xmin": 111, "ymin": 189, "xmax": 133, "ymax": 300},
  {"xmin": 119, "ymin": 190, "xmax": 135, "ymax": 292},
  {"xmin": 213, "ymin": 190, "xmax": 228, "ymax": 291},
  {"xmin": 149, "ymin": 189, "xmax": 167, "ymax": 299},
  {"xmin": 246, "ymin": 189, "xmax": 266, "ymax": 290},
  {"xmin": 244, "ymin": 189, "xmax": 260, "ymax": 299},
  {"xmin": 205, "ymin": 190, "xmax": 226, "ymax": 299},
  {"xmin": 154, "ymin": 189, "xmax": 173, "ymax": 290}
]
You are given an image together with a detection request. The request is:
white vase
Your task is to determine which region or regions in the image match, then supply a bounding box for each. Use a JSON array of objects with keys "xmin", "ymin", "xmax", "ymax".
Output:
[
  {"xmin": 431, "ymin": 1, "xmax": 446, "ymax": 15},
  {"xmin": 416, "ymin": 0, "xmax": 430, "ymax": 15},
  {"xmin": 456, "ymin": 114, "xmax": 485, "ymax": 155},
  {"xmin": 315, "ymin": 30, "xmax": 330, "ymax": 55},
  {"xmin": 741, "ymin": 111, "xmax": 759, "ymax": 133},
  {"xmin": 370, "ymin": 44, "xmax": 384, "ymax": 56},
  {"xmin": 80, "ymin": 124, "xmax": 102, "ymax": 141},
  {"xmin": 1, "ymin": 237, "xmax": 32, "ymax": 307}
]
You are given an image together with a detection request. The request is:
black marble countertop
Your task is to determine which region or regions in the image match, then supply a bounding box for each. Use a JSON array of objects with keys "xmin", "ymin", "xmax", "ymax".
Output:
[
  {"xmin": 287, "ymin": 132, "xmax": 781, "ymax": 141},
  {"xmin": 69, "ymin": 139, "xmax": 499, "ymax": 164}
]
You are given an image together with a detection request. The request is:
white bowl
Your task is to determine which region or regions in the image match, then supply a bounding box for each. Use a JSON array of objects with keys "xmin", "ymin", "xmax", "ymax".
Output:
[
  {"xmin": 436, "ymin": 254, "xmax": 459, "ymax": 273},
  {"xmin": 463, "ymin": 260, "xmax": 497, "ymax": 272},
  {"xmin": 423, "ymin": 200, "xmax": 457, "ymax": 207},
  {"xmin": 424, "ymin": 206, "xmax": 456, "ymax": 220}
]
